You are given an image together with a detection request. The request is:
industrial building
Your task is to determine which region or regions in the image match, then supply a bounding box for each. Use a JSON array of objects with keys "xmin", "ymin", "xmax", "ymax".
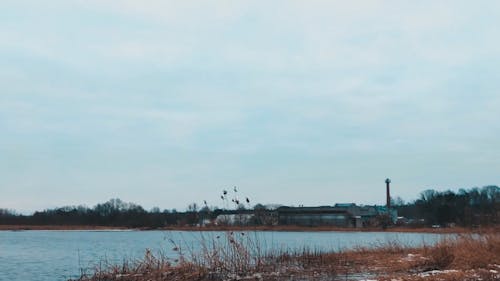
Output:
[
  {"xmin": 215, "ymin": 179, "xmax": 397, "ymax": 227},
  {"xmin": 276, "ymin": 203, "xmax": 397, "ymax": 228}
]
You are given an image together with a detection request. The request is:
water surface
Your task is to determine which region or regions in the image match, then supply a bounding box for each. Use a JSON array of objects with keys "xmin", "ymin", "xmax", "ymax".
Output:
[{"xmin": 0, "ymin": 230, "xmax": 448, "ymax": 281}]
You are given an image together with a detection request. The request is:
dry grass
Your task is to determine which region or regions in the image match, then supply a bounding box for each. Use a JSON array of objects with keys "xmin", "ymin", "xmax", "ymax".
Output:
[
  {"xmin": 73, "ymin": 231, "xmax": 500, "ymax": 281},
  {"xmin": 372, "ymin": 232, "xmax": 500, "ymax": 281}
]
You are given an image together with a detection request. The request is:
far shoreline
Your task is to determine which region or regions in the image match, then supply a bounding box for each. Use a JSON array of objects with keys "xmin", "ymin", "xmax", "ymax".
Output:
[{"xmin": 1, "ymin": 224, "xmax": 495, "ymax": 233}]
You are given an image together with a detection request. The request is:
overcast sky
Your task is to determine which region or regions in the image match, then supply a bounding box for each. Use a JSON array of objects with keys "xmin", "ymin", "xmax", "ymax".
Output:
[{"xmin": 1, "ymin": 1, "xmax": 499, "ymax": 213}]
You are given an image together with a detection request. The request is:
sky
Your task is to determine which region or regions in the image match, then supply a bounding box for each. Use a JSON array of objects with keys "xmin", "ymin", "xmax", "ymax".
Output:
[{"xmin": 1, "ymin": 1, "xmax": 500, "ymax": 214}]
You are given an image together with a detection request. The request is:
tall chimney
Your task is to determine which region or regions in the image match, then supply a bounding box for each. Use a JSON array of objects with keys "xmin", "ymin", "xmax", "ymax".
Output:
[{"xmin": 385, "ymin": 178, "xmax": 391, "ymax": 210}]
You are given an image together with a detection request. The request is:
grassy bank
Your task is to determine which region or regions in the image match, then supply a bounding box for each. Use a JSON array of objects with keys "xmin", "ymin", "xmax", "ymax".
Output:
[
  {"xmin": 160, "ymin": 225, "xmax": 498, "ymax": 234},
  {"xmin": 0, "ymin": 225, "xmax": 128, "ymax": 231},
  {"xmin": 72, "ymin": 231, "xmax": 499, "ymax": 281},
  {"xmin": 2, "ymin": 224, "xmax": 497, "ymax": 234}
]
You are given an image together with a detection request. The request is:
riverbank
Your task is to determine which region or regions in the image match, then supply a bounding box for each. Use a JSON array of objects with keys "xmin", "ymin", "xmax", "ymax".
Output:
[
  {"xmin": 1, "ymin": 224, "xmax": 497, "ymax": 233},
  {"xmin": 72, "ymin": 231, "xmax": 500, "ymax": 281},
  {"xmin": 0, "ymin": 225, "xmax": 128, "ymax": 231},
  {"xmin": 160, "ymin": 225, "xmax": 497, "ymax": 234}
]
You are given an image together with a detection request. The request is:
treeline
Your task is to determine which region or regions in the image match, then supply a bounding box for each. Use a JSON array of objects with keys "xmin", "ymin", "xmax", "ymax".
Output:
[
  {"xmin": 1, "ymin": 186, "xmax": 499, "ymax": 228},
  {"xmin": 396, "ymin": 185, "xmax": 499, "ymax": 227},
  {"xmin": 0, "ymin": 198, "xmax": 255, "ymax": 228},
  {"xmin": 0, "ymin": 199, "xmax": 199, "ymax": 228}
]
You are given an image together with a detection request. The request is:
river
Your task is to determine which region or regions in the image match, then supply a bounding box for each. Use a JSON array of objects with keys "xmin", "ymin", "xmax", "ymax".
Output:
[{"xmin": 0, "ymin": 230, "xmax": 449, "ymax": 281}]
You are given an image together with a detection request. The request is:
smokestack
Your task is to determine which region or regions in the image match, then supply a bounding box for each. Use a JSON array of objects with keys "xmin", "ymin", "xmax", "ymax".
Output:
[{"xmin": 385, "ymin": 178, "xmax": 391, "ymax": 210}]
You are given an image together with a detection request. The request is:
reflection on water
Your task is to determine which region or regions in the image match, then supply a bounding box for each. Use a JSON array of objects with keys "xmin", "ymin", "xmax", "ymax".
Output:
[{"xmin": 0, "ymin": 230, "xmax": 449, "ymax": 281}]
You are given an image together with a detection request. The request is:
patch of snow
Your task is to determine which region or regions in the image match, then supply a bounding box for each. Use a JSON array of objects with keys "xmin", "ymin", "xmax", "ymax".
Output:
[
  {"xmin": 418, "ymin": 269, "xmax": 459, "ymax": 277},
  {"xmin": 400, "ymin": 253, "xmax": 417, "ymax": 262}
]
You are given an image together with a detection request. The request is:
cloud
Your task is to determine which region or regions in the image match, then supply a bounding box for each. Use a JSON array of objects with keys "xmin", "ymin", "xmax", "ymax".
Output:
[{"xmin": 1, "ymin": 1, "xmax": 500, "ymax": 211}]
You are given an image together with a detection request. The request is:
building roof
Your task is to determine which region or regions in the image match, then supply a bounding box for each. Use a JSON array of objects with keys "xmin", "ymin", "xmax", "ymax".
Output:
[
  {"xmin": 277, "ymin": 206, "xmax": 349, "ymax": 214},
  {"xmin": 334, "ymin": 203, "xmax": 356, "ymax": 208}
]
